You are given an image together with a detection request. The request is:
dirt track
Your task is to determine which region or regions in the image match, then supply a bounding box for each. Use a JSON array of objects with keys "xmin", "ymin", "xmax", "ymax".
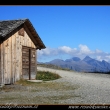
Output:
[{"xmin": 37, "ymin": 67, "xmax": 110, "ymax": 104}]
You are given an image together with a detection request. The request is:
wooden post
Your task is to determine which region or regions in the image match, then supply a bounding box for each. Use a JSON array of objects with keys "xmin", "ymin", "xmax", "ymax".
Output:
[{"xmin": 29, "ymin": 49, "xmax": 31, "ymax": 80}]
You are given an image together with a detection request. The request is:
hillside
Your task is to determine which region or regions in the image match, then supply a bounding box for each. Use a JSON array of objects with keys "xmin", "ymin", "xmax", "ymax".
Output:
[
  {"xmin": 37, "ymin": 63, "xmax": 73, "ymax": 71},
  {"xmin": 40, "ymin": 56, "xmax": 110, "ymax": 73}
]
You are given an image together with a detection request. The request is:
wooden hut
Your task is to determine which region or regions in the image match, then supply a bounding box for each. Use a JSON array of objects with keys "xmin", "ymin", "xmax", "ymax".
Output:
[{"xmin": 0, "ymin": 19, "xmax": 46, "ymax": 85}]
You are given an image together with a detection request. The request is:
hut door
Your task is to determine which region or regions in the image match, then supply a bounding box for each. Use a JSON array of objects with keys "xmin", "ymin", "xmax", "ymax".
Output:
[
  {"xmin": 30, "ymin": 49, "xmax": 36, "ymax": 79},
  {"xmin": 22, "ymin": 46, "xmax": 36, "ymax": 80},
  {"xmin": 0, "ymin": 44, "xmax": 1, "ymax": 84}
]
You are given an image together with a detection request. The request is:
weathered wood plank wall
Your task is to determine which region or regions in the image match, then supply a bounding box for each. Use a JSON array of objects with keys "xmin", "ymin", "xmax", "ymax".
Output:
[
  {"xmin": 0, "ymin": 27, "xmax": 36, "ymax": 84},
  {"xmin": 0, "ymin": 45, "xmax": 2, "ymax": 83},
  {"xmin": 22, "ymin": 46, "xmax": 29, "ymax": 79}
]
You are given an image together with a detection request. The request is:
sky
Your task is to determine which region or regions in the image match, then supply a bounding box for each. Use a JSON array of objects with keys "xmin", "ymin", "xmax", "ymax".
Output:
[{"xmin": 0, "ymin": 5, "xmax": 110, "ymax": 62}]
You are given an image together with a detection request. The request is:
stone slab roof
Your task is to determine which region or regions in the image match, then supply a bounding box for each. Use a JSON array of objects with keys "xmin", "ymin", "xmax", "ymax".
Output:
[{"xmin": 0, "ymin": 19, "xmax": 46, "ymax": 49}]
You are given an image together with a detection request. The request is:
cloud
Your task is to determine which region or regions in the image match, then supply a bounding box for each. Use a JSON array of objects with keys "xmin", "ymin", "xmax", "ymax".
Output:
[
  {"xmin": 38, "ymin": 47, "xmax": 58, "ymax": 56},
  {"xmin": 96, "ymin": 55, "xmax": 110, "ymax": 62},
  {"xmin": 37, "ymin": 44, "xmax": 110, "ymax": 63},
  {"xmin": 79, "ymin": 44, "xmax": 92, "ymax": 54},
  {"xmin": 38, "ymin": 47, "xmax": 51, "ymax": 56},
  {"xmin": 58, "ymin": 46, "xmax": 73, "ymax": 53},
  {"xmin": 95, "ymin": 49, "xmax": 102, "ymax": 53},
  {"xmin": 96, "ymin": 56, "xmax": 102, "ymax": 61},
  {"xmin": 106, "ymin": 55, "xmax": 110, "ymax": 59}
]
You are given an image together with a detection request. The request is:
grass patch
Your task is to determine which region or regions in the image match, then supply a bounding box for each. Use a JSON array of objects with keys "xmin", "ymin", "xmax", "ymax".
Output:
[
  {"xmin": 36, "ymin": 70, "xmax": 61, "ymax": 81},
  {"xmin": 15, "ymin": 78, "xmax": 38, "ymax": 86},
  {"xmin": 15, "ymin": 79, "xmax": 79, "ymax": 91}
]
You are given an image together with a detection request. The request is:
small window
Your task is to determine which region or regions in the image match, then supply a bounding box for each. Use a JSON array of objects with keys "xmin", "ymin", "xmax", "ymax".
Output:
[{"xmin": 18, "ymin": 28, "xmax": 24, "ymax": 36}]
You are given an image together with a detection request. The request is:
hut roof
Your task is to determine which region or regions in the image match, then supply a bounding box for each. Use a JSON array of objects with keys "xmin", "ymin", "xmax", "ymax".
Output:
[{"xmin": 0, "ymin": 19, "xmax": 46, "ymax": 49}]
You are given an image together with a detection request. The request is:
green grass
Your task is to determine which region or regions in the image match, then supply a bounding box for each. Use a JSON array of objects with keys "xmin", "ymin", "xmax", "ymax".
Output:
[
  {"xmin": 15, "ymin": 78, "xmax": 38, "ymax": 86},
  {"xmin": 36, "ymin": 70, "xmax": 61, "ymax": 81}
]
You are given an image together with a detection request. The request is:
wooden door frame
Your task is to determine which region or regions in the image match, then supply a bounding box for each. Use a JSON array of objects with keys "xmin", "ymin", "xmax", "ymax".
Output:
[
  {"xmin": 29, "ymin": 49, "xmax": 31, "ymax": 80},
  {"xmin": 22, "ymin": 46, "xmax": 36, "ymax": 80}
]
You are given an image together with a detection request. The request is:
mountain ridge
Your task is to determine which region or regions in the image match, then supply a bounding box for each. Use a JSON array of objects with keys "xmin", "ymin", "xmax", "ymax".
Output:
[{"xmin": 44, "ymin": 56, "xmax": 110, "ymax": 73}]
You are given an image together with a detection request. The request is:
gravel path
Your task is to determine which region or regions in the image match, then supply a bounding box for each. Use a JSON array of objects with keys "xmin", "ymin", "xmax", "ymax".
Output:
[
  {"xmin": 1, "ymin": 67, "xmax": 110, "ymax": 105},
  {"xmin": 37, "ymin": 66, "xmax": 110, "ymax": 104}
]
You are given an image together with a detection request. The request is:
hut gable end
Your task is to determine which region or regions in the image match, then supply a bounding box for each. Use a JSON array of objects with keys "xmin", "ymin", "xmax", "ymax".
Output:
[
  {"xmin": 18, "ymin": 28, "xmax": 24, "ymax": 36},
  {"xmin": 0, "ymin": 19, "xmax": 46, "ymax": 49}
]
